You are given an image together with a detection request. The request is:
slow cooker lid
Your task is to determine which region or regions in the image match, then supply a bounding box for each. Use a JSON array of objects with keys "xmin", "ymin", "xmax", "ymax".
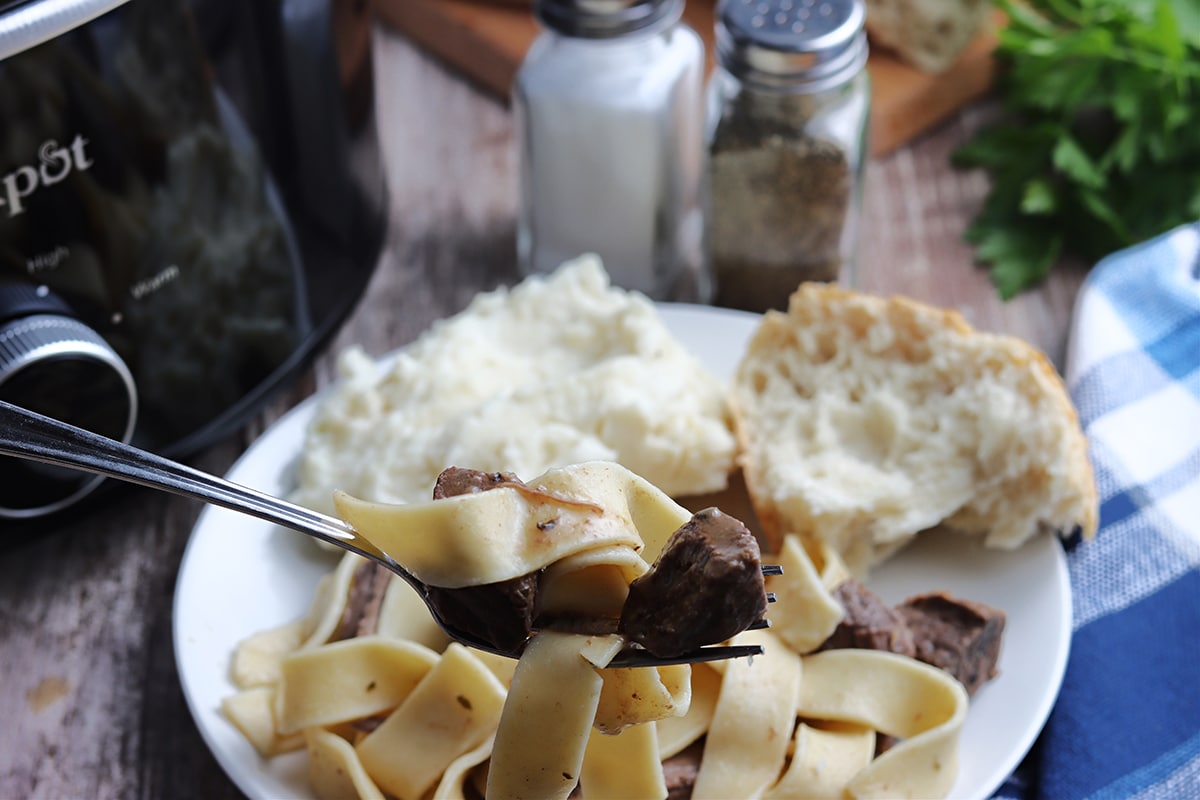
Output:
[{"xmin": 0, "ymin": 0, "xmax": 132, "ymax": 61}]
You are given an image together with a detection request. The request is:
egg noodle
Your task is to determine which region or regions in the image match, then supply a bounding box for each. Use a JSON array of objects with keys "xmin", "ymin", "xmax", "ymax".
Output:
[{"xmin": 222, "ymin": 461, "xmax": 969, "ymax": 799}]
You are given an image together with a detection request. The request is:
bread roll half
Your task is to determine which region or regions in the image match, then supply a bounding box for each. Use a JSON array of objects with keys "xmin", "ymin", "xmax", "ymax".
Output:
[{"xmin": 731, "ymin": 283, "xmax": 1097, "ymax": 574}]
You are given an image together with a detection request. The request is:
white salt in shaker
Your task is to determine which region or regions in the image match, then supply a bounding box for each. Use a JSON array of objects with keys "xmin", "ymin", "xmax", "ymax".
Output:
[{"xmin": 514, "ymin": 0, "xmax": 711, "ymax": 302}]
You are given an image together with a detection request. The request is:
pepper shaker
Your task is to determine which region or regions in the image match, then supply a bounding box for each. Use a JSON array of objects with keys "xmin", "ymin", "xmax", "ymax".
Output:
[
  {"xmin": 706, "ymin": 0, "xmax": 870, "ymax": 312},
  {"xmin": 513, "ymin": 0, "xmax": 711, "ymax": 303}
]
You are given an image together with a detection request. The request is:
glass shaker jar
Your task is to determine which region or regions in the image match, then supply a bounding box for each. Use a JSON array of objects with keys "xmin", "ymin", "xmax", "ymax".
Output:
[
  {"xmin": 513, "ymin": 0, "xmax": 711, "ymax": 303},
  {"xmin": 706, "ymin": 0, "xmax": 870, "ymax": 312}
]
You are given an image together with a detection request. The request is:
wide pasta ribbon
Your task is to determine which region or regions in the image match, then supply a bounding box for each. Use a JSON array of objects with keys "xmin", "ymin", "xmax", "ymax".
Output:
[
  {"xmin": 305, "ymin": 728, "xmax": 385, "ymax": 800},
  {"xmin": 485, "ymin": 630, "xmax": 692, "ymax": 800},
  {"xmin": 582, "ymin": 721, "xmax": 668, "ymax": 798},
  {"xmin": 334, "ymin": 461, "xmax": 693, "ymax": 587},
  {"xmin": 691, "ymin": 629, "xmax": 802, "ymax": 799},
  {"xmin": 794, "ymin": 649, "xmax": 970, "ymax": 799},
  {"xmin": 486, "ymin": 631, "xmax": 608, "ymax": 800},
  {"xmin": 765, "ymin": 721, "xmax": 876, "ymax": 800},
  {"xmin": 275, "ymin": 636, "xmax": 439, "ymax": 733},
  {"xmin": 355, "ymin": 643, "xmax": 508, "ymax": 799},
  {"xmin": 766, "ymin": 534, "xmax": 846, "ymax": 653},
  {"xmin": 655, "ymin": 663, "xmax": 722, "ymax": 759}
]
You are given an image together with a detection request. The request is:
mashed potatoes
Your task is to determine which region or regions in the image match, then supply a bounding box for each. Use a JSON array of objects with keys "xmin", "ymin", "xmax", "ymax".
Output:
[{"xmin": 290, "ymin": 256, "xmax": 736, "ymax": 514}]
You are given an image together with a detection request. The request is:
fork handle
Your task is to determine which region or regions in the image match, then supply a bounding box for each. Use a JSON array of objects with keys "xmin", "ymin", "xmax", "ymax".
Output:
[{"xmin": 0, "ymin": 400, "xmax": 365, "ymax": 554}]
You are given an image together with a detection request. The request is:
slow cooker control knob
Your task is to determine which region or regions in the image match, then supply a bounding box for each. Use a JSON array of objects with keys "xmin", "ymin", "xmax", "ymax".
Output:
[{"xmin": 0, "ymin": 283, "xmax": 138, "ymax": 518}]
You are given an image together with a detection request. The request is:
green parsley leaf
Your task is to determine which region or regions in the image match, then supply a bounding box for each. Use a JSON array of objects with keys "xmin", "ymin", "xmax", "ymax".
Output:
[
  {"xmin": 954, "ymin": 0, "xmax": 1200, "ymax": 297},
  {"xmin": 1052, "ymin": 136, "xmax": 1105, "ymax": 189},
  {"xmin": 1020, "ymin": 178, "xmax": 1058, "ymax": 215}
]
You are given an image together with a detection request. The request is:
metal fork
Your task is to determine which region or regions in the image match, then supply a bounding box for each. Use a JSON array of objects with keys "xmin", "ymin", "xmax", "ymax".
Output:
[{"xmin": 0, "ymin": 400, "xmax": 778, "ymax": 668}]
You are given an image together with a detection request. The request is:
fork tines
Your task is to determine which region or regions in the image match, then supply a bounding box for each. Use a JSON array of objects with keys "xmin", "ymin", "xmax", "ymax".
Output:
[{"xmin": 608, "ymin": 642, "xmax": 766, "ymax": 669}]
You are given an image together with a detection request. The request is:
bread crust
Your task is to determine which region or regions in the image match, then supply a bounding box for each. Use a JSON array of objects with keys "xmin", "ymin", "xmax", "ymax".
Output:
[{"xmin": 731, "ymin": 283, "xmax": 1098, "ymax": 573}]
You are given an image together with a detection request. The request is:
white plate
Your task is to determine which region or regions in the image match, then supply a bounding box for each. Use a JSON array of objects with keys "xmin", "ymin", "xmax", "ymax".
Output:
[{"xmin": 173, "ymin": 303, "xmax": 1071, "ymax": 800}]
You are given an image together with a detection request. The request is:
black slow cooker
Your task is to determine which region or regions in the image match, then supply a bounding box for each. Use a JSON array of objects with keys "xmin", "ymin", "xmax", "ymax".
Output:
[{"xmin": 0, "ymin": 0, "xmax": 387, "ymax": 519}]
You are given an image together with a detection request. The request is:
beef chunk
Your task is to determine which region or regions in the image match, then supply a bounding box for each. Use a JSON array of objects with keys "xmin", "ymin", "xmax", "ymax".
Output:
[
  {"xmin": 874, "ymin": 733, "xmax": 899, "ymax": 756},
  {"xmin": 818, "ymin": 578, "xmax": 916, "ymax": 657},
  {"xmin": 898, "ymin": 592, "xmax": 1006, "ymax": 695},
  {"xmin": 331, "ymin": 559, "xmax": 394, "ymax": 641},
  {"xmin": 818, "ymin": 582, "xmax": 1005, "ymax": 695},
  {"xmin": 423, "ymin": 467, "xmax": 540, "ymax": 653},
  {"xmin": 620, "ymin": 507, "xmax": 767, "ymax": 658},
  {"xmin": 662, "ymin": 739, "xmax": 704, "ymax": 799},
  {"xmin": 433, "ymin": 466, "xmax": 523, "ymax": 499},
  {"xmin": 425, "ymin": 573, "xmax": 540, "ymax": 654}
]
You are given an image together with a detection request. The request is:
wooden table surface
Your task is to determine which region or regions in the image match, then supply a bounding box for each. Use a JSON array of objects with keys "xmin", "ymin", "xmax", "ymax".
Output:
[{"xmin": 0, "ymin": 20, "xmax": 1089, "ymax": 800}]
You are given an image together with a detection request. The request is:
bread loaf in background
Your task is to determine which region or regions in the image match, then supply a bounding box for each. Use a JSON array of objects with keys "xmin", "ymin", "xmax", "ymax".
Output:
[
  {"xmin": 864, "ymin": 0, "xmax": 993, "ymax": 73},
  {"xmin": 731, "ymin": 283, "xmax": 1098, "ymax": 574}
]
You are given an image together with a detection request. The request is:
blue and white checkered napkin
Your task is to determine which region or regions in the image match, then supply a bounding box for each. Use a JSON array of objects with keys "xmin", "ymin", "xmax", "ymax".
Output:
[{"xmin": 998, "ymin": 224, "xmax": 1200, "ymax": 799}]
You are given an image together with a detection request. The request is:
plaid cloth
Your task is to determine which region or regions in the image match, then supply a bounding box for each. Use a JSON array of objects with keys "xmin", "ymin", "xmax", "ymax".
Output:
[{"xmin": 995, "ymin": 223, "xmax": 1200, "ymax": 800}]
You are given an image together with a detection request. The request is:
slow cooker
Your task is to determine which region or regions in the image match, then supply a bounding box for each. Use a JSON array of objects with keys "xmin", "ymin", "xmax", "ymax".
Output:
[{"xmin": 0, "ymin": 0, "xmax": 387, "ymax": 520}]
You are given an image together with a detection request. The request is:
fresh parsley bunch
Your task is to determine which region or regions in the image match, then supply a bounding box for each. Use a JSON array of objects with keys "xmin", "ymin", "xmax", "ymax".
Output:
[{"xmin": 954, "ymin": 0, "xmax": 1200, "ymax": 298}]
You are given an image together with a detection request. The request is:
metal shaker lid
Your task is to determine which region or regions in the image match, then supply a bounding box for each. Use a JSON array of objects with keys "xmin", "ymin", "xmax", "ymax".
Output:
[
  {"xmin": 715, "ymin": 0, "xmax": 868, "ymax": 91},
  {"xmin": 535, "ymin": 0, "xmax": 684, "ymax": 39}
]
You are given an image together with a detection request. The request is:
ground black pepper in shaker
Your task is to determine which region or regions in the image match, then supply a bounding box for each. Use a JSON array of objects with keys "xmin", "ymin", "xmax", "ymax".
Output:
[{"xmin": 706, "ymin": 0, "xmax": 870, "ymax": 313}]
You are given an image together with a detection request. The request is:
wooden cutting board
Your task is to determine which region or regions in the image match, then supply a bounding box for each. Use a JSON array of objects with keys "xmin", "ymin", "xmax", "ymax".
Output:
[{"xmin": 376, "ymin": 0, "xmax": 1000, "ymax": 157}]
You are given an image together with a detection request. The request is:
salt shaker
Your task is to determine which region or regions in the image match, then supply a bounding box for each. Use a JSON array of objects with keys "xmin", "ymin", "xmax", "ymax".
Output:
[
  {"xmin": 514, "ymin": 0, "xmax": 710, "ymax": 302},
  {"xmin": 706, "ymin": 0, "xmax": 870, "ymax": 312}
]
